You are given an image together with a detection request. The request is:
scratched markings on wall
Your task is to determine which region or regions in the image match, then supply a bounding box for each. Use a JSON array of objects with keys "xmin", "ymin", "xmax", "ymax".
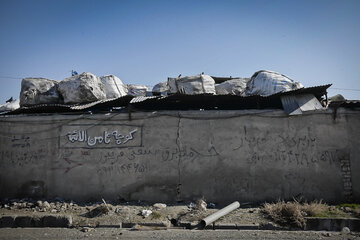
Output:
[
  {"xmin": 11, "ymin": 135, "xmax": 31, "ymax": 148},
  {"xmin": 59, "ymin": 124, "xmax": 143, "ymax": 149}
]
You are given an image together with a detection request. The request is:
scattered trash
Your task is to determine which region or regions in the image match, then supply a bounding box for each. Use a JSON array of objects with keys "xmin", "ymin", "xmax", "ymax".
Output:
[
  {"xmin": 199, "ymin": 201, "xmax": 240, "ymax": 229},
  {"xmin": 101, "ymin": 198, "xmax": 111, "ymax": 212},
  {"xmin": 71, "ymin": 70, "xmax": 78, "ymax": 76},
  {"xmin": 85, "ymin": 205, "xmax": 110, "ymax": 218},
  {"xmin": 153, "ymin": 203, "xmax": 167, "ymax": 210},
  {"xmin": 188, "ymin": 202, "xmax": 196, "ymax": 209},
  {"xmin": 208, "ymin": 203, "xmax": 216, "ymax": 209},
  {"xmin": 341, "ymin": 226, "xmax": 350, "ymax": 234},
  {"xmin": 196, "ymin": 199, "xmax": 207, "ymax": 211},
  {"xmin": 80, "ymin": 227, "xmax": 93, "ymax": 232},
  {"xmin": 141, "ymin": 209, "xmax": 152, "ymax": 218}
]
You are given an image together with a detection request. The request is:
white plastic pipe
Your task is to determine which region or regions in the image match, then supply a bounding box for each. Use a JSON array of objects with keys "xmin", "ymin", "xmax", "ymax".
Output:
[{"xmin": 199, "ymin": 201, "xmax": 240, "ymax": 229}]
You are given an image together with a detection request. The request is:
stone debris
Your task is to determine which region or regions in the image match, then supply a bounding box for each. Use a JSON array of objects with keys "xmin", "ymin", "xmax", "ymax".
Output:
[
  {"xmin": 43, "ymin": 201, "xmax": 51, "ymax": 209},
  {"xmin": 153, "ymin": 203, "xmax": 167, "ymax": 210},
  {"xmin": 141, "ymin": 209, "xmax": 152, "ymax": 218},
  {"xmin": 80, "ymin": 227, "xmax": 94, "ymax": 232},
  {"xmin": 86, "ymin": 205, "xmax": 110, "ymax": 218},
  {"xmin": 322, "ymin": 232, "xmax": 332, "ymax": 237},
  {"xmin": 341, "ymin": 226, "xmax": 350, "ymax": 234},
  {"xmin": 196, "ymin": 199, "xmax": 207, "ymax": 212}
]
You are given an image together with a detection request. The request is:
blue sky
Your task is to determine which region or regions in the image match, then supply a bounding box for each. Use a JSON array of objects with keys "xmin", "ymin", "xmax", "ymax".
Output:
[{"xmin": 0, "ymin": 0, "xmax": 359, "ymax": 103}]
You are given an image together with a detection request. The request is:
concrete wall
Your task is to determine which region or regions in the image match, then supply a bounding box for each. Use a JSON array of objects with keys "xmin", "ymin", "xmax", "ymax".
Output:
[{"xmin": 0, "ymin": 108, "xmax": 359, "ymax": 203}]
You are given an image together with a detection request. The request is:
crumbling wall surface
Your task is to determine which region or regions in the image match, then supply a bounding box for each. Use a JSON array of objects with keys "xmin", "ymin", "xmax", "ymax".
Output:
[{"xmin": 0, "ymin": 109, "xmax": 359, "ymax": 203}]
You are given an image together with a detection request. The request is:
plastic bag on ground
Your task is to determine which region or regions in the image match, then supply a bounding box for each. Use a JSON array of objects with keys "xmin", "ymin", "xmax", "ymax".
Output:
[
  {"xmin": 0, "ymin": 99, "xmax": 20, "ymax": 111},
  {"xmin": 245, "ymin": 70, "xmax": 304, "ymax": 96},
  {"xmin": 100, "ymin": 75, "xmax": 128, "ymax": 99},
  {"xmin": 58, "ymin": 72, "xmax": 106, "ymax": 104},
  {"xmin": 20, "ymin": 78, "xmax": 61, "ymax": 106},
  {"xmin": 215, "ymin": 78, "xmax": 249, "ymax": 95},
  {"xmin": 168, "ymin": 74, "xmax": 216, "ymax": 95},
  {"xmin": 127, "ymin": 84, "xmax": 149, "ymax": 96}
]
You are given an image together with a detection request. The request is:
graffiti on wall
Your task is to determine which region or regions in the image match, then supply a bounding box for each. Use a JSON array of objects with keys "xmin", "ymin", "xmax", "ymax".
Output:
[
  {"xmin": 11, "ymin": 135, "xmax": 31, "ymax": 148},
  {"xmin": 59, "ymin": 124, "xmax": 142, "ymax": 149}
]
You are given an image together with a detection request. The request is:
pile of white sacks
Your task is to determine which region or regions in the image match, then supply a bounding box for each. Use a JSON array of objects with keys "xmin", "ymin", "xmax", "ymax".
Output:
[
  {"xmin": 18, "ymin": 72, "xmax": 146, "ymax": 107},
  {"xmin": 154, "ymin": 70, "xmax": 303, "ymax": 96},
  {"xmin": 1, "ymin": 70, "xmax": 304, "ymax": 111}
]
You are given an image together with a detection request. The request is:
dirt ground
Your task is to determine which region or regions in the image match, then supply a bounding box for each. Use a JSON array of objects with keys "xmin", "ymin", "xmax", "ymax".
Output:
[
  {"xmin": 0, "ymin": 199, "xmax": 271, "ymax": 228},
  {"xmin": 1, "ymin": 228, "xmax": 360, "ymax": 240}
]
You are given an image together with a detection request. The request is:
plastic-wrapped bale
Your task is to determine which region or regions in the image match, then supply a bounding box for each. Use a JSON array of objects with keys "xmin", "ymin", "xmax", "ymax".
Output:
[
  {"xmin": 168, "ymin": 74, "xmax": 216, "ymax": 95},
  {"xmin": 245, "ymin": 70, "xmax": 304, "ymax": 96},
  {"xmin": 152, "ymin": 82, "xmax": 168, "ymax": 96},
  {"xmin": 58, "ymin": 72, "xmax": 106, "ymax": 104},
  {"xmin": 127, "ymin": 84, "xmax": 149, "ymax": 96},
  {"xmin": 20, "ymin": 78, "xmax": 61, "ymax": 107},
  {"xmin": 100, "ymin": 75, "xmax": 127, "ymax": 99},
  {"xmin": 0, "ymin": 99, "xmax": 20, "ymax": 112},
  {"xmin": 215, "ymin": 78, "xmax": 249, "ymax": 95}
]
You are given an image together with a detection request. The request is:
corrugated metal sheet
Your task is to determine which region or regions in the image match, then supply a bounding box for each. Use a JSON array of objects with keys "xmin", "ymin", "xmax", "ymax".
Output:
[
  {"xmin": 131, "ymin": 85, "xmax": 331, "ymax": 111},
  {"xmin": 329, "ymin": 100, "xmax": 360, "ymax": 109},
  {"xmin": 281, "ymin": 94, "xmax": 324, "ymax": 115},
  {"xmin": 4, "ymin": 95, "xmax": 133, "ymax": 115},
  {"xmin": 4, "ymin": 104, "xmax": 72, "ymax": 115},
  {"xmin": 70, "ymin": 95, "xmax": 133, "ymax": 110},
  {"xmin": 3, "ymin": 84, "xmax": 331, "ymax": 115},
  {"xmin": 129, "ymin": 96, "xmax": 161, "ymax": 104}
]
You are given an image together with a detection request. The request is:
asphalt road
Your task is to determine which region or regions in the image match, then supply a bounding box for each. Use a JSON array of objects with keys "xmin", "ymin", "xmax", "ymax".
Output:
[{"xmin": 0, "ymin": 228, "xmax": 359, "ymax": 240}]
